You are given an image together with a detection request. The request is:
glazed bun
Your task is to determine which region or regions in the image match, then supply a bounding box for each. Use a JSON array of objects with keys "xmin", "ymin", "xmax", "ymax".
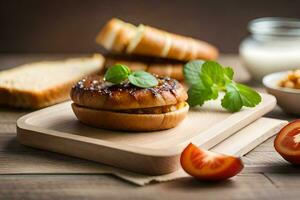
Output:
[
  {"xmin": 71, "ymin": 102, "xmax": 189, "ymax": 131},
  {"xmin": 70, "ymin": 75, "xmax": 189, "ymax": 131},
  {"xmin": 70, "ymin": 75, "xmax": 187, "ymax": 110}
]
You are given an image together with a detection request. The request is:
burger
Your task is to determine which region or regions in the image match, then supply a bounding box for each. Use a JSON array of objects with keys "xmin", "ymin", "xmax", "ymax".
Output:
[{"xmin": 70, "ymin": 71, "xmax": 188, "ymax": 131}]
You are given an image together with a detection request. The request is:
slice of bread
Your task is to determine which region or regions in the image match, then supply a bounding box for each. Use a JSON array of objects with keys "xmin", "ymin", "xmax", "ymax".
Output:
[
  {"xmin": 96, "ymin": 18, "xmax": 218, "ymax": 61},
  {"xmin": 0, "ymin": 54, "xmax": 105, "ymax": 109},
  {"xmin": 95, "ymin": 18, "xmax": 137, "ymax": 52},
  {"xmin": 127, "ymin": 25, "xmax": 219, "ymax": 61}
]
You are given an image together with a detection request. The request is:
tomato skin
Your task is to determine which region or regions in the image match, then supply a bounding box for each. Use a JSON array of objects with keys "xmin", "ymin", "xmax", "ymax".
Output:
[
  {"xmin": 180, "ymin": 143, "xmax": 244, "ymax": 181},
  {"xmin": 276, "ymin": 153, "xmax": 300, "ymax": 165},
  {"xmin": 274, "ymin": 120, "xmax": 300, "ymax": 165}
]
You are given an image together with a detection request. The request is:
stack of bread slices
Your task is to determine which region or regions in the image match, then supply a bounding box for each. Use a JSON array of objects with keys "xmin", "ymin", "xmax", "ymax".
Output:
[
  {"xmin": 0, "ymin": 18, "xmax": 218, "ymax": 109},
  {"xmin": 96, "ymin": 18, "xmax": 219, "ymax": 82}
]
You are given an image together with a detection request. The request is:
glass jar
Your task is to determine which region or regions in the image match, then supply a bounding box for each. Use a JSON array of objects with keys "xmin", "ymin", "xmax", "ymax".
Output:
[{"xmin": 239, "ymin": 17, "xmax": 300, "ymax": 80}]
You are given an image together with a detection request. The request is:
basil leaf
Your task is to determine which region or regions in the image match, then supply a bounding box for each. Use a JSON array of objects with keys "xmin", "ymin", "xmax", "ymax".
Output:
[
  {"xmin": 200, "ymin": 73, "xmax": 213, "ymax": 87},
  {"xmin": 128, "ymin": 71, "xmax": 158, "ymax": 88},
  {"xmin": 221, "ymin": 83, "xmax": 262, "ymax": 112},
  {"xmin": 221, "ymin": 83, "xmax": 243, "ymax": 112},
  {"xmin": 236, "ymin": 83, "xmax": 261, "ymax": 107},
  {"xmin": 201, "ymin": 61, "xmax": 225, "ymax": 86},
  {"xmin": 223, "ymin": 67, "xmax": 234, "ymax": 80},
  {"xmin": 105, "ymin": 64, "xmax": 131, "ymax": 84},
  {"xmin": 187, "ymin": 84, "xmax": 214, "ymax": 107},
  {"xmin": 183, "ymin": 59, "xmax": 261, "ymax": 112},
  {"xmin": 183, "ymin": 60, "xmax": 204, "ymax": 85}
]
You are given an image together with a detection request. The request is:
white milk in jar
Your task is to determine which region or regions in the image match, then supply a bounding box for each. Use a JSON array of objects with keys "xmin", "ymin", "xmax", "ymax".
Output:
[{"xmin": 239, "ymin": 18, "xmax": 300, "ymax": 80}]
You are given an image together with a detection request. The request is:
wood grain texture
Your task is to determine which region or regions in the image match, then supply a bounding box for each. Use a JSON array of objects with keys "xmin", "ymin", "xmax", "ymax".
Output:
[
  {"xmin": 0, "ymin": 174, "xmax": 288, "ymax": 200},
  {"xmin": 0, "ymin": 54, "xmax": 299, "ymax": 199},
  {"xmin": 0, "ymin": 108, "xmax": 27, "ymax": 123}
]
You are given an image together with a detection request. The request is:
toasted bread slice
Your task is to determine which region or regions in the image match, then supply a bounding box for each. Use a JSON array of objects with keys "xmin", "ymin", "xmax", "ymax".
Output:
[
  {"xmin": 127, "ymin": 24, "xmax": 219, "ymax": 61},
  {"xmin": 0, "ymin": 54, "xmax": 105, "ymax": 109},
  {"xmin": 95, "ymin": 18, "xmax": 137, "ymax": 52},
  {"xmin": 96, "ymin": 18, "xmax": 218, "ymax": 61}
]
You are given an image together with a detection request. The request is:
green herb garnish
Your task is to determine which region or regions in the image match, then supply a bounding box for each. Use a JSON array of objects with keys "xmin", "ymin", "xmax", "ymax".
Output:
[
  {"xmin": 128, "ymin": 71, "xmax": 158, "ymax": 88},
  {"xmin": 104, "ymin": 64, "xmax": 131, "ymax": 84},
  {"xmin": 104, "ymin": 64, "xmax": 158, "ymax": 88},
  {"xmin": 184, "ymin": 60, "xmax": 261, "ymax": 112}
]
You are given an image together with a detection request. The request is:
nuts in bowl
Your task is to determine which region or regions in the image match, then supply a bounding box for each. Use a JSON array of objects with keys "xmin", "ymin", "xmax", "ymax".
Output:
[
  {"xmin": 263, "ymin": 70, "xmax": 300, "ymax": 115},
  {"xmin": 279, "ymin": 70, "xmax": 300, "ymax": 89}
]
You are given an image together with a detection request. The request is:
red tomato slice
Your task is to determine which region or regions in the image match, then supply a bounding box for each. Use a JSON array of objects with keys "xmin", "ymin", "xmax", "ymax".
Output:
[
  {"xmin": 274, "ymin": 120, "xmax": 300, "ymax": 164},
  {"xmin": 180, "ymin": 143, "xmax": 244, "ymax": 181}
]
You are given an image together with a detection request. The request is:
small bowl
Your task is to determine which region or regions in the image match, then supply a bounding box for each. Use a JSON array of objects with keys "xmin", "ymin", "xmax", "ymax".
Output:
[{"xmin": 263, "ymin": 71, "xmax": 300, "ymax": 115}]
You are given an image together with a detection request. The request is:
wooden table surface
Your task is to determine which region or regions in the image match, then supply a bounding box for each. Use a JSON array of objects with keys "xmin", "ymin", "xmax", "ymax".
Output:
[{"xmin": 0, "ymin": 54, "xmax": 299, "ymax": 200}]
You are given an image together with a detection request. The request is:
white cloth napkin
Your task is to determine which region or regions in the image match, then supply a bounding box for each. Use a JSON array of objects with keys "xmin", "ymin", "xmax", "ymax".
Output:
[{"xmin": 89, "ymin": 117, "xmax": 287, "ymax": 185}]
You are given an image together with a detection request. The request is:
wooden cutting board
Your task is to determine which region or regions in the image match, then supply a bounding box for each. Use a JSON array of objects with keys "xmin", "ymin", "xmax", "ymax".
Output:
[{"xmin": 17, "ymin": 93, "xmax": 276, "ymax": 175}]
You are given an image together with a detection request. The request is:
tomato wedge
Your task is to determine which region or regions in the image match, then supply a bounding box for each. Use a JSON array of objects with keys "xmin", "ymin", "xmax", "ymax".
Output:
[
  {"xmin": 180, "ymin": 143, "xmax": 244, "ymax": 181},
  {"xmin": 274, "ymin": 120, "xmax": 300, "ymax": 165}
]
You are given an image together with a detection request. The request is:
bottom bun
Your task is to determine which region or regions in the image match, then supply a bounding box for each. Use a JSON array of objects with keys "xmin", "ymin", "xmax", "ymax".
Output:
[{"xmin": 71, "ymin": 103, "xmax": 189, "ymax": 131}]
